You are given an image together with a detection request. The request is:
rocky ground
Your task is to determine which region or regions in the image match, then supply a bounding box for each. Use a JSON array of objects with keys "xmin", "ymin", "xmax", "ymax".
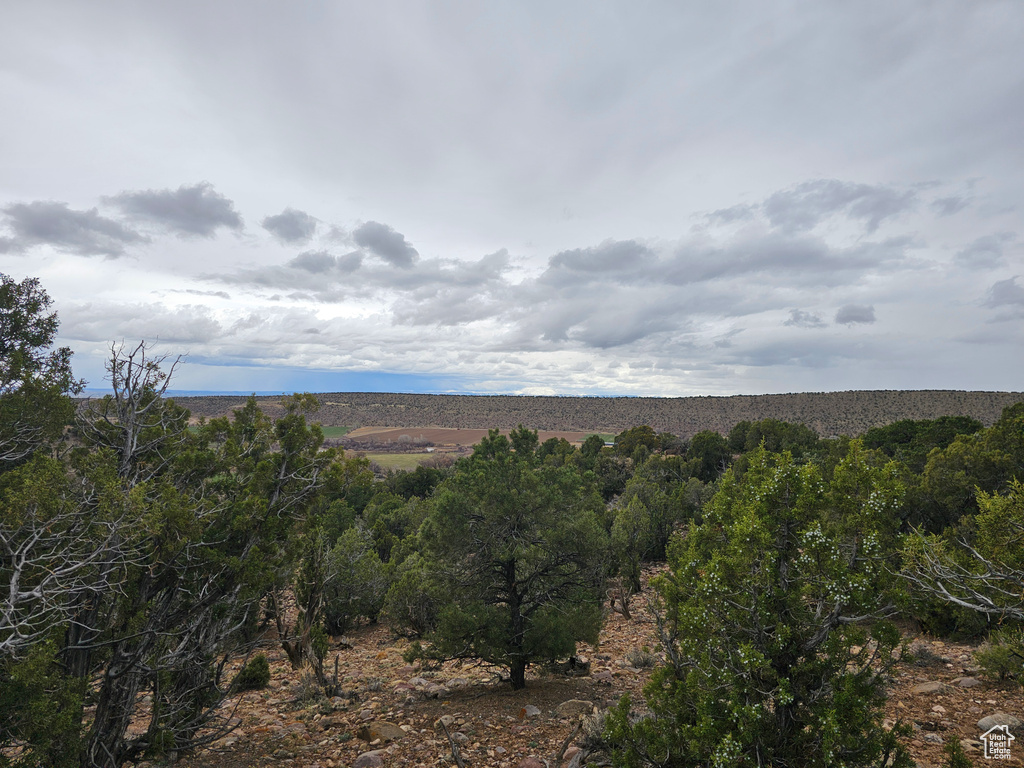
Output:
[{"xmin": 164, "ymin": 576, "xmax": 1021, "ymax": 768}]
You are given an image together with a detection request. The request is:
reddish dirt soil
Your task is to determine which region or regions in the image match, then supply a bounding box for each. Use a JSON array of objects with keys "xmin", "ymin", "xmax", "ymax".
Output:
[{"xmin": 159, "ymin": 569, "xmax": 1022, "ymax": 768}]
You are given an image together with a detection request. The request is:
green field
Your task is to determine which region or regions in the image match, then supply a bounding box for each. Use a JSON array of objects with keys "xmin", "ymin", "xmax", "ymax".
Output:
[
  {"xmin": 319, "ymin": 425, "xmax": 351, "ymax": 438},
  {"xmin": 362, "ymin": 452, "xmax": 433, "ymax": 470}
]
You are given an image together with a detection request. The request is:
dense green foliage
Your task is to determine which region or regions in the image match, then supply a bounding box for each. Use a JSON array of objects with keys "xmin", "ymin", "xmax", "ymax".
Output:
[
  {"xmin": 322, "ymin": 527, "xmax": 388, "ymax": 634},
  {"xmin": 231, "ymin": 654, "xmax": 271, "ymax": 692},
  {"xmin": 0, "ymin": 274, "xmax": 82, "ymax": 468},
  {"xmin": 905, "ymin": 404, "xmax": 1024, "ymax": 530},
  {"xmin": 728, "ymin": 417, "xmax": 820, "ymax": 457},
  {"xmin": 606, "ymin": 444, "xmax": 911, "ymax": 768},
  {"xmin": 862, "ymin": 415, "xmax": 982, "ymax": 472},
  {"xmin": 615, "ymin": 425, "xmax": 661, "ymax": 457}
]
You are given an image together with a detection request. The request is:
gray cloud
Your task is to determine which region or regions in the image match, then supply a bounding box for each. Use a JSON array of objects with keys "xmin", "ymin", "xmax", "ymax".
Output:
[
  {"xmin": 956, "ymin": 234, "xmax": 1013, "ymax": 268},
  {"xmin": 549, "ymin": 239, "xmax": 654, "ymax": 273},
  {"xmin": 571, "ymin": 304, "xmax": 679, "ymax": 349},
  {"xmin": 289, "ymin": 250, "xmax": 341, "ymax": 274},
  {"xmin": 548, "ymin": 240, "xmax": 651, "ymax": 276},
  {"xmin": 659, "ymin": 233, "xmax": 911, "ymax": 288},
  {"xmin": 985, "ymin": 277, "xmax": 1024, "ymax": 317},
  {"xmin": 784, "ymin": 309, "xmax": 826, "ymax": 328},
  {"xmin": 262, "ymin": 207, "xmax": 317, "ymax": 243},
  {"xmin": 722, "ymin": 333, "xmax": 890, "ymax": 370},
  {"xmin": 543, "ymin": 239, "xmax": 656, "ymax": 286},
  {"xmin": 538, "ymin": 234, "xmax": 839, "ymax": 293},
  {"xmin": 167, "ymin": 288, "xmax": 232, "ymax": 300},
  {"xmin": 931, "ymin": 196, "xmax": 970, "ymax": 217},
  {"xmin": 705, "ymin": 204, "xmax": 757, "ymax": 225},
  {"xmin": 764, "ymin": 180, "xmax": 916, "ymax": 233},
  {"xmin": 107, "ymin": 182, "xmax": 243, "ymax": 237},
  {"xmin": 309, "ymin": 222, "xmax": 917, "ymax": 351},
  {"xmin": 835, "ymin": 304, "xmax": 876, "ymax": 325},
  {"xmin": 335, "ymin": 252, "xmax": 364, "ymax": 272},
  {"xmin": 210, "ymin": 245, "xmax": 505, "ymax": 303},
  {"xmin": 284, "ymin": 250, "xmax": 365, "ymax": 275},
  {"xmin": 1, "ymin": 201, "xmax": 147, "ymax": 257},
  {"xmin": 352, "ymin": 221, "xmax": 418, "ymax": 267},
  {"xmin": 60, "ymin": 301, "xmax": 222, "ymax": 344}
]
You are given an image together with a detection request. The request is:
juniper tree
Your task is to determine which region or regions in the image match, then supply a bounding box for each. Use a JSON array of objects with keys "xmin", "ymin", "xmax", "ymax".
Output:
[
  {"xmin": 0, "ymin": 280, "xmax": 341, "ymax": 768},
  {"xmin": 69, "ymin": 351, "xmax": 333, "ymax": 767},
  {"xmin": 606, "ymin": 444, "xmax": 911, "ymax": 768},
  {"xmin": 0, "ymin": 273, "xmax": 83, "ymax": 466},
  {"xmin": 903, "ymin": 480, "xmax": 1024, "ymax": 677}
]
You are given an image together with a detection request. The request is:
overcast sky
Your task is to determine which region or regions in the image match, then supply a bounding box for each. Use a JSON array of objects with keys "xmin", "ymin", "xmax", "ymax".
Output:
[{"xmin": 1, "ymin": 2, "xmax": 1022, "ymax": 396}]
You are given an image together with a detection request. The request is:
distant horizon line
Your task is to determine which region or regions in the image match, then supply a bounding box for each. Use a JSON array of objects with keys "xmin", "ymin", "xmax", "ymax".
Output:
[{"xmin": 77, "ymin": 387, "xmax": 1024, "ymax": 399}]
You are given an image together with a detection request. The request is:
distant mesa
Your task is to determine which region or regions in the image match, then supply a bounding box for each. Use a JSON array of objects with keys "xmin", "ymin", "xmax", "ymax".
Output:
[{"xmin": 161, "ymin": 389, "xmax": 1024, "ymax": 439}]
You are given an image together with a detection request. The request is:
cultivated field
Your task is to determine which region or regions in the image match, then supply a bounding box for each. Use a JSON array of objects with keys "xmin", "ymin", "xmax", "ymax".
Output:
[{"xmin": 345, "ymin": 426, "xmax": 599, "ymax": 446}]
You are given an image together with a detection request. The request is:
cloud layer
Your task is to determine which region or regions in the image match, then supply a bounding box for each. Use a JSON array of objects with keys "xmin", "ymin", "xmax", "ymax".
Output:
[
  {"xmin": 1, "ymin": 3, "xmax": 1021, "ymax": 395},
  {"xmin": 1, "ymin": 173, "xmax": 1015, "ymax": 395}
]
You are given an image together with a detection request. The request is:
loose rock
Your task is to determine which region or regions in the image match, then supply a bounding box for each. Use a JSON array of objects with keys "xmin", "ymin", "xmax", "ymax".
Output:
[
  {"xmin": 352, "ymin": 751, "xmax": 385, "ymax": 768},
  {"xmin": 952, "ymin": 676, "xmax": 983, "ymax": 688},
  {"xmin": 978, "ymin": 712, "xmax": 1023, "ymax": 731},
  {"xmin": 557, "ymin": 699, "xmax": 595, "ymax": 718},
  {"xmin": 356, "ymin": 721, "xmax": 407, "ymax": 743},
  {"xmin": 434, "ymin": 714, "xmax": 456, "ymax": 731}
]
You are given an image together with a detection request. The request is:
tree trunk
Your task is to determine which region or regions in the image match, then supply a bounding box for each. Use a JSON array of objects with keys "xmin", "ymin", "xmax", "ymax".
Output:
[
  {"xmin": 505, "ymin": 559, "xmax": 527, "ymax": 690},
  {"xmin": 84, "ymin": 655, "xmax": 146, "ymax": 768},
  {"xmin": 510, "ymin": 658, "xmax": 527, "ymax": 690}
]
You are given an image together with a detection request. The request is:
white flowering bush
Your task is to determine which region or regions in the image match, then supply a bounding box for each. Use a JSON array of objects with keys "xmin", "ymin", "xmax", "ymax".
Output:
[{"xmin": 606, "ymin": 443, "xmax": 912, "ymax": 768}]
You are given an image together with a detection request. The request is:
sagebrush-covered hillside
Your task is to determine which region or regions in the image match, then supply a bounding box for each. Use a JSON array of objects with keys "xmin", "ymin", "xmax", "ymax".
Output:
[{"xmin": 169, "ymin": 389, "xmax": 1024, "ymax": 437}]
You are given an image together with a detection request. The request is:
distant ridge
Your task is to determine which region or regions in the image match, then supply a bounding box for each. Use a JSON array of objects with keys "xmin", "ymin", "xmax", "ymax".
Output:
[{"xmin": 169, "ymin": 389, "xmax": 1024, "ymax": 438}]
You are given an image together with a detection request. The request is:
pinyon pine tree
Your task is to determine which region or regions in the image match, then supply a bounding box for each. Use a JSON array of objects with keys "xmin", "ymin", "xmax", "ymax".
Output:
[{"xmin": 416, "ymin": 431, "xmax": 607, "ymax": 689}]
